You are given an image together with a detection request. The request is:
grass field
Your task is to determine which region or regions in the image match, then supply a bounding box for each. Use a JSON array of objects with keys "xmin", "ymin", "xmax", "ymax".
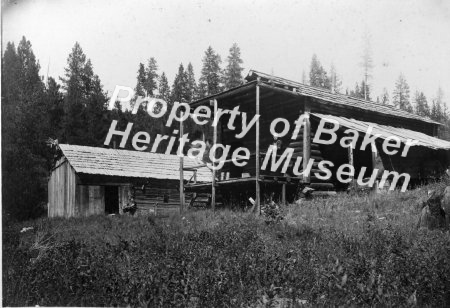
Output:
[{"xmin": 3, "ymin": 183, "xmax": 450, "ymax": 307}]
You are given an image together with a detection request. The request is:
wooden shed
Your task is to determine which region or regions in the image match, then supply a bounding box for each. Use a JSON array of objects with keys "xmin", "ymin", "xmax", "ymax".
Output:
[
  {"xmin": 186, "ymin": 70, "xmax": 450, "ymax": 208},
  {"xmin": 48, "ymin": 144, "xmax": 211, "ymax": 218}
]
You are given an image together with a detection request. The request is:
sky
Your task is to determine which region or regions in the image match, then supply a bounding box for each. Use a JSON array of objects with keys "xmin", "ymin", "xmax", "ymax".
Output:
[{"xmin": 2, "ymin": 0, "xmax": 450, "ymax": 104}]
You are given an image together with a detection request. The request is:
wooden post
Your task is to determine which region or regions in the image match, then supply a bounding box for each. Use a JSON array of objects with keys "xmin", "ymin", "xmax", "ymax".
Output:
[
  {"xmin": 211, "ymin": 99, "xmax": 218, "ymax": 211},
  {"xmin": 371, "ymin": 143, "xmax": 378, "ymax": 195},
  {"xmin": 348, "ymin": 145, "xmax": 354, "ymax": 188},
  {"xmin": 303, "ymin": 106, "xmax": 311, "ymax": 183},
  {"xmin": 281, "ymin": 183, "xmax": 286, "ymax": 205},
  {"xmin": 255, "ymin": 79, "xmax": 261, "ymax": 214},
  {"xmin": 179, "ymin": 111, "xmax": 184, "ymax": 213}
]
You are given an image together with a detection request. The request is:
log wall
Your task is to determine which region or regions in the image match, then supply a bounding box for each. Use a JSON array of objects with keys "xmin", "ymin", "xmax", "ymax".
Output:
[{"xmin": 133, "ymin": 179, "xmax": 187, "ymax": 216}]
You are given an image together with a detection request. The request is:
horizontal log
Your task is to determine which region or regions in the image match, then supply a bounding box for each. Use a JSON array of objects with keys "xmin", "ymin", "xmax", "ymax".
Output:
[
  {"xmin": 290, "ymin": 141, "xmax": 302, "ymax": 148},
  {"xmin": 310, "ymin": 155, "xmax": 324, "ymax": 161},
  {"xmin": 309, "ymin": 182, "xmax": 335, "ymax": 190}
]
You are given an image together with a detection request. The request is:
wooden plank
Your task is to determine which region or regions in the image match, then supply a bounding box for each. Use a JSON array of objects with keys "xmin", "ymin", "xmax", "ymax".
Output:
[
  {"xmin": 79, "ymin": 185, "xmax": 87, "ymax": 216},
  {"xmin": 62, "ymin": 162, "xmax": 67, "ymax": 217},
  {"xmin": 68, "ymin": 164, "xmax": 75, "ymax": 217},
  {"xmin": 89, "ymin": 186, "xmax": 104, "ymax": 215},
  {"xmin": 48, "ymin": 172, "xmax": 53, "ymax": 217}
]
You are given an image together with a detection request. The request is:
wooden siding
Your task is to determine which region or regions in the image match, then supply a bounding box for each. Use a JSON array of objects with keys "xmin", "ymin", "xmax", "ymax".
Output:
[
  {"xmin": 75, "ymin": 185, "xmax": 105, "ymax": 216},
  {"xmin": 119, "ymin": 185, "xmax": 131, "ymax": 214},
  {"xmin": 48, "ymin": 159, "xmax": 77, "ymax": 217}
]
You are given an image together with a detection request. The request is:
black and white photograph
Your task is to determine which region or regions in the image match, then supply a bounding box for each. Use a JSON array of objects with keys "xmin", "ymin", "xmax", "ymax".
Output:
[{"xmin": 2, "ymin": 0, "xmax": 450, "ymax": 306}]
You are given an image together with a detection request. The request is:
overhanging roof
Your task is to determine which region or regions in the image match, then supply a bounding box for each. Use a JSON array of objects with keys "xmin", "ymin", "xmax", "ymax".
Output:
[
  {"xmin": 58, "ymin": 144, "xmax": 212, "ymax": 182},
  {"xmin": 311, "ymin": 113, "xmax": 450, "ymax": 150},
  {"xmin": 246, "ymin": 70, "xmax": 441, "ymax": 125}
]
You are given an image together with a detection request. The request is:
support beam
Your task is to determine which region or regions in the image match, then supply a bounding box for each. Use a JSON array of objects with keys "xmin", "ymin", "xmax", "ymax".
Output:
[
  {"xmin": 348, "ymin": 145, "xmax": 354, "ymax": 188},
  {"xmin": 303, "ymin": 105, "xmax": 311, "ymax": 183},
  {"xmin": 211, "ymin": 99, "xmax": 218, "ymax": 211},
  {"xmin": 281, "ymin": 184, "xmax": 286, "ymax": 205},
  {"xmin": 179, "ymin": 111, "xmax": 185, "ymax": 213},
  {"xmin": 255, "ymin": 79, "xmax": 261, "ymax": 214}
]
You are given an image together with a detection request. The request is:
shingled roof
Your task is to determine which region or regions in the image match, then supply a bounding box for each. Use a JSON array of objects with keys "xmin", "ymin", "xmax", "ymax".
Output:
[
  {"xmin": 245, "ymin": 70, "xmax": 441, "ymax": 125},
  {"xmin": 58, "ymin": 144, "xmax": 211, "ymax": 182}
]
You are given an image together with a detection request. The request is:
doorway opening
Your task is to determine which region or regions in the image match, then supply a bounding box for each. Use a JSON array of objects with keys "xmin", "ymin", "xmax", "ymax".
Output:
[{"xmin": 105, "ymin": 186, "xmax": 119, "ymax": 214}]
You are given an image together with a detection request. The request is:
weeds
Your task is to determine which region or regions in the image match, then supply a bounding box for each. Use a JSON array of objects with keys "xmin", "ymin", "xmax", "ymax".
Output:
[{"xmin": 3, "ymin": 184, "xmax": 450, "ymax": 306}]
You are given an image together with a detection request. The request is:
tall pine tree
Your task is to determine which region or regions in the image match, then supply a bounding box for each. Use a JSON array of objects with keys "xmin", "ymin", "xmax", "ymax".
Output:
[
  {"xmin": 309, "ymin": 54, "xmax": 331, "ymax": 90},
  {"xmin": 431, "ymin": 87, "xmax": 446, "ymax": 122},
  {"xmin": 413, "ymin": 91, "xmax": 430, "ymax": 118},
  {"xmin": 380, "ymin": 88, "xmax": 390, "ymax": 105},
  {"xmin": 61, "ymin": 42, "xmax": 108, "ymax": 145},
  {"xmin": 145, "ymin": 57, "xmax": 158, "ymax": 96},
  {"xmin": 360, "ymin": 31, "xmax": 373, "ymax": 101},
  {"xmin": 135, "ymin": 63, "xmax": 147, "ymax": 97},
  {"xmin": 223, "ymin": 43, "xmax": 244, "ymax": 90},
  {"xmin": 186, "ymin": 62, "xmax": 198, "ymax": 103},
  {"xmin": 392, "ymin": 74, "xmax": 412, "ymax": 112},
  {"xmin": 158, "ymin": 72, "xmax": 171, "ymax": 103},
  {"xmin": 198, "ymin": 46, "xmax": 223, "ymax": 97},
  {"xmin": 171, "ymin": 63, "xmax": 189, "ymax": 104}
]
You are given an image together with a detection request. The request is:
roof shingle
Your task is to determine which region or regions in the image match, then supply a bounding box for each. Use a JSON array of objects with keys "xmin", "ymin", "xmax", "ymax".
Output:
[{"xmin": 58, "ymin": 144, "xmax": 212, "ymax": 182}]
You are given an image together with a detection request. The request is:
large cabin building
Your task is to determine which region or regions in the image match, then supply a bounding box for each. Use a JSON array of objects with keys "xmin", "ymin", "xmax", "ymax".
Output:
[{"xmin": 185, "ymin": 70, "xmax": 450, "ymax": 208}]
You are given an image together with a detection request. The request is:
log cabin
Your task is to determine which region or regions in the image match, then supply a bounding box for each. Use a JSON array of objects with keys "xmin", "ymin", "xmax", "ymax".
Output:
[
  {"xmin": 48, "ymin": 144, "xmax": 211, "ymax": 217},
  {"xmin": 185, "ymin": 70, "xmax": 450, "ymax": 210}
]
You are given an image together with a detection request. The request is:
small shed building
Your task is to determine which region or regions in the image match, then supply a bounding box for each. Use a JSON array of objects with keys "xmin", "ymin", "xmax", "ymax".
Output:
[{"xmin": 48, "ymin": 144, "xmax": 211, "ymax": 218}]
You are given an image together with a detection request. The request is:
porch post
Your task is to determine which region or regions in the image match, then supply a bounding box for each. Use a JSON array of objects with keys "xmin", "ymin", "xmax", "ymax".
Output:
[
  {"xmin": 179, "ymin": 111, "xmax": 184, "ymax": 212},
  {"xmin": 303, "ymin": 106, "xmax": 311, "ymax": 183},
  {"xmin": 211, "ymin": 99, "xmax": 218, "ymax": 211},
  {"xmin": 348, "ymin": 145, "xmax": 354, "ymax": 188},
  {"xmin": 371, "ymin": 143, "xmax": 378, "ymax": 195},
  {"xmin": 255, "ymin": 78, "xmax": 261, "ymax": 214}
]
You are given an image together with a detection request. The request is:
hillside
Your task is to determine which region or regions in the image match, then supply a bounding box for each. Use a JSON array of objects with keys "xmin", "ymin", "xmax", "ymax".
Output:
[{"xmin": 3, "ymin": 183, "xmax": 450, "ymax": 307}]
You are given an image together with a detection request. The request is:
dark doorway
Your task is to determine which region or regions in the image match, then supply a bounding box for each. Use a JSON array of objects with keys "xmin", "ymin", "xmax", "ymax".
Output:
[{"xmin": 105, "ymin": 186, "xmax": 119, "ymax": 214}]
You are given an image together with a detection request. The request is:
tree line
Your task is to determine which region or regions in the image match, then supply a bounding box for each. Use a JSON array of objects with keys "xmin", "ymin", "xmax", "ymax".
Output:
[
  {"xmin": 307, "ymin": 53, "xmax": 449, "ymax": 138},
  {"xmin": 1, "ymin": 37, "xmax": 244, "ymax": 220},
  {"xmin": 2, "ymin": 36, "xmax": 448, "ymax": 220}
]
